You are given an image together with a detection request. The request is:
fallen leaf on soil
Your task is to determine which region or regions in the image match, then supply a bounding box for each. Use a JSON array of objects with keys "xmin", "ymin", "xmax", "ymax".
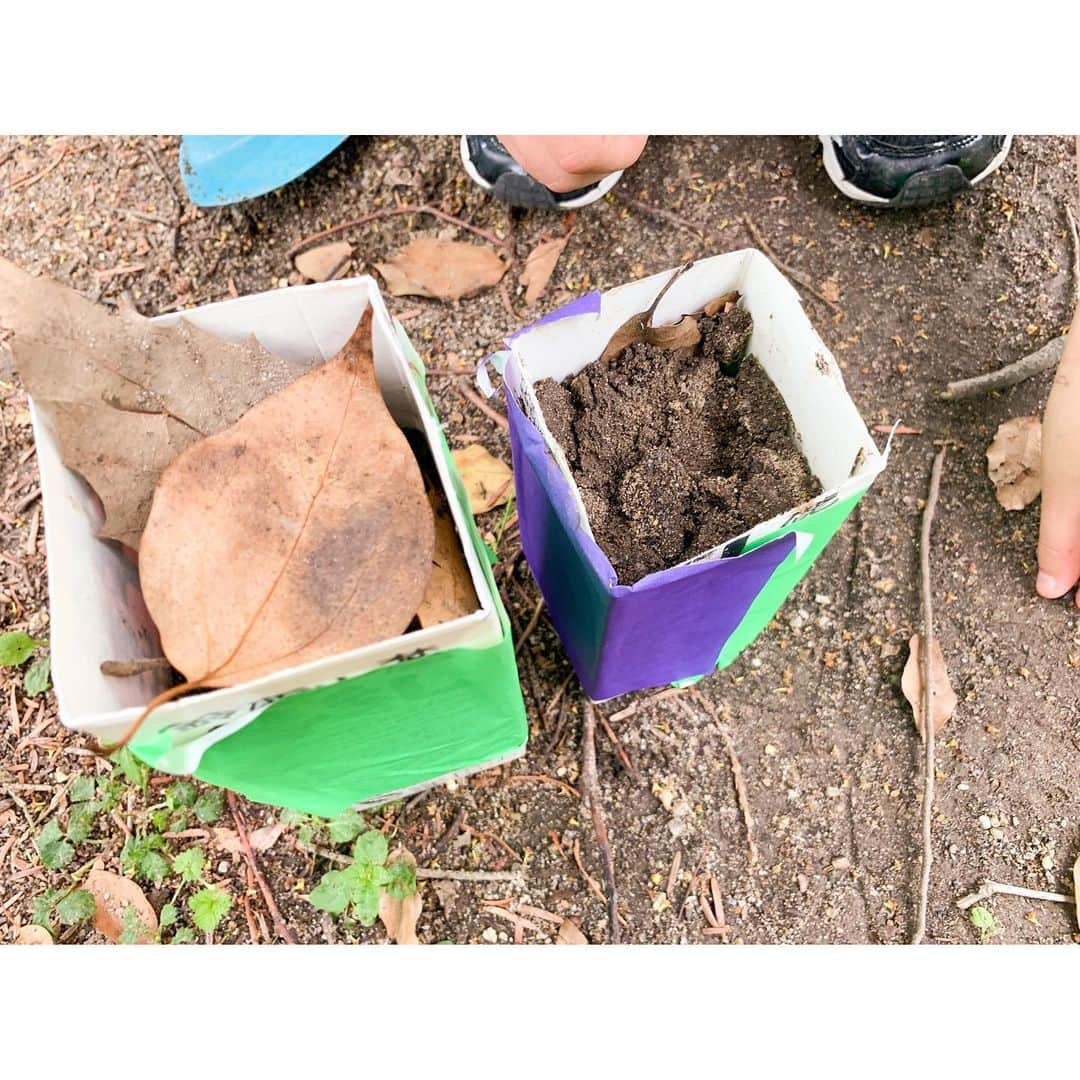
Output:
[
  {"xmin": 212, "ymin": 823, "xmax": 283, "ymax": 855},
  {"xmin": 451, "ymin": 444, "xmax": 513, "ymax": 515},
  {"xmin": 85, "ymin": 869, "xmax": 158, "ymax": 944},
  {"xmin": 375, "ymin": 237, "xmax": 507, "ymax": 302},
  {"xmin": 520, "ymin": 237, "xmax": 568, "ymax": 305},
  {"xmin": 987, "ymin": 415, "xmax": 1042, "ymax": 510},
  {"xmin": 431, "ymin": 879, "xmax": 462, "ymax": 916},
  {"xmin": 599, "ymin": 261, "xmax": 698, "ymax": 363},
  {"xmin": 818, "ymin": 276, "xmax": 841, "ymax": 304},
  {"xmin": 378, "ymin": 848, "xmax": 422, "ymax": 944},
  {"xmin": 294, "ymin": 241, "xmax": 352, "ymax": 283},
  {"xmin": 15, "ymin": 923, "xmax": 53, "ymax": 944},
  {"xmin": 417, "ymin": 488, "xmax": 478, "ymax": 628},
  {"xmin": 556, "ymin": 918, "xmax": 588, "ymax": 944},
  {"xmin": 0, "ymin": 257, "xmax": 308, "ymax": 549},
  {"xmin": 139, "ymin": 308, "xmax": 434, "ymax": 687},
  {"xmin": 901, "ymin": 633, "xmax": 958, "ymax": 739}
]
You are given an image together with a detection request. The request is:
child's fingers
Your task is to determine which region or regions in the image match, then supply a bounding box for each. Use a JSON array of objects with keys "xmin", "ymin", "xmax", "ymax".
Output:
[
  {"xmin": 499, "ymin": 136, "xmax": 648, "ymax": 193},
  {"xmin": 1037, "ymin": 488, "xmax": 1080, "ymax": 598}
]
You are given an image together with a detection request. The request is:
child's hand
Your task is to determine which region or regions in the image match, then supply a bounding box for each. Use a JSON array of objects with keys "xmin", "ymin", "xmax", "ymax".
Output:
[
  {"xmin": 1037, "ymin": 306, "xmax": 1080, "ymax": 602},
  {"xmin": 498, "ymin": 136, "xmax": 648, "ymax": 193}
]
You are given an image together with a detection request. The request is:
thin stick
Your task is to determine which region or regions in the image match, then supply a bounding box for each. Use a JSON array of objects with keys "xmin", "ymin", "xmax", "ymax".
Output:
[
  {"xmin": 10, "ymin": 144, "xmax": 70, "ymax": 192},
  {"xmin": 227, "ymin": 791, "xmax": 296, "ymax": 944},
  {"xmin": 100, "ymin": 657, "xmax": 172, "ymax": 677},
  {"xmin": 286, "ymin": 204, "xmax": 506, "ymax": 261},
  {"xmin": 454, "ymin": 380, "xmax": 509, "ymax": 430},
  {"xmin": 507, "ymin": 773, "xmax": 580, "ymax": 799},
  {"xmin": 513, "ymin": 597, "xmax": 545, "ymax": 657},
  {"xmin": 613, "ymin": 191, "xmax": 709, "ymax": 238},
  {"xmin": 682, "ymin": 692, "xmax": 758, "ymax": 866},
  {"xmin": 743, "ymin": 215, "xmax": 840, "ymax": 312},
  {"xmin": 956, "ymin": 880, "xmax": 1074, "ymax": 910},
  {"xmin": 581, "ymin": 701, "xmax": 620, "ymax": 942},
  {"xmin": 939, "ymin": 336, "xmax": 1065, "ymax": 400},
  {"xmin": 912, "ymin": 448, "xmax": 947, "ymax": 945},
  {"xmin": 596, "ymin": 710, "xmax": 640, "ymax": 781}
]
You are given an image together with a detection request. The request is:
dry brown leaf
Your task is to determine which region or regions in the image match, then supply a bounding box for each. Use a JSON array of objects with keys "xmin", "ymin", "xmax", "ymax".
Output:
[
  {"xmin": 14, "ymin": 923, "xmax": 54, "ymax": 944},
  {"xmin": 451, "ymin": 444, "xmax": 513, "ymax": 515},
  {"xmin": 645, "ymin": 315, "xmax": 701, "ymax": 351},
  {"xmin": 556, "ymin": 917, "xmax": 588, "ymax": 944},
  {"xmin": 818, "ymin": 277, "xmax": 842, "ymax": 304},
  {"xmin": 0, "ymin": 257, "xmax": 308, "ymax": 549},
  {"xmin": 901, "ymin": 633, "xmax": 959, "ymax": 739},
  {"xmin": 987, "ymin": 415, "xmax": 1042, "ymax": 510},
  {"xmin": 520, "ymin": 237, "xmax": 569, "ymax": 305},
  {"xmin": 378, "ymin": 848, "xmax": 422, "ymax": 944},
  {"xmin": 375, "ymin": 237, "xmax": 507, "ymax": 301},
  {"xmin": 703, "ymin": 289, "xmax": 741, "ymax": 317},
  {"xmin": 139, "ymin": 308, "xmax": 434, "ymax": 687},
  {"xmin": 212, "ymin": 823, "xmax": 283, "ymax": 855},
  {"xmin": 85, "ymin": 869, "xmax": 158, "ymax": 944},
  {"xmin": 599, "ymin": 261, "xmax": 696, "ymax": 363},
  {"xmin": 294, "ymin": 241, "xmax": 352, "ymax": 283},
  {"xmin": 417, "ymin": 488, "xmax": 478, "ymax": 628}
]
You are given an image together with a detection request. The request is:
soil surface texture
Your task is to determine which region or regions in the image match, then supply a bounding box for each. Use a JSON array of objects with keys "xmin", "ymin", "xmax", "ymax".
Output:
[
  {"xmin": 535, "ymin": 305, "xmax": 820, "ymax": 581},
  {"xmin": 2, "ymin": 136, "xmax": 1079, "ymax": 947}
]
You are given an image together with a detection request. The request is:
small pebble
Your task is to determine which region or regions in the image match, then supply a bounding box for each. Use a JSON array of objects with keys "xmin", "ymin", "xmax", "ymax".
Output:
[
  {"xmin": 979, "ymin": 815, "xmax": 992, "ymax": 829},
  {"xmin": 481, "ymin": 927, "xmax": 498, "ymax": 944}
]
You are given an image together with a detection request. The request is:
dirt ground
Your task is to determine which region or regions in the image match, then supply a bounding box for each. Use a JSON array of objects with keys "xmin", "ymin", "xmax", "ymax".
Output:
[{"xmin": 1, "ymin": 135, "xmax": 1077, "ymax": 945}]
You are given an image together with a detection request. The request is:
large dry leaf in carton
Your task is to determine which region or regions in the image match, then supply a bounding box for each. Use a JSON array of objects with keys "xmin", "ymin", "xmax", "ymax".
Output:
[
  {"xmin": 451, "ymin": 444, "xmax": 513, "ymax": 514},
  {"xmin": 139, "ymin": 308, "xmax": 434, "ymax": 688},
  {"xmin": 901, "ymin": 633, "xmax": 958, "ymax": 739},
  {"xmin": 85, "ymin": 869, "xmax": 158, "ymax": 944},
  {"xmin": 375, "ymin": 237, "xmax": 507, "ymax": 302},
  {"xmin": 0, "ymin": 257, "xmax": 307, "ymax": 549},
  {"xmin": 520, "ymin": 236, "xmax": 569, "ymax": 305},
  {"xmin": 378, "ymin": 848, "xmax": 422, "ymax": 944},
  {"xmin": 598, "ymin": 261, "xmax": 701, "ymax": 363},
  {"xmin": 417, "ymin": 488, "xmax": 478, "ymax": 628},
  {"xmin": 987, "ymin": 415, "xmax": 1042, "ymax": 510}
]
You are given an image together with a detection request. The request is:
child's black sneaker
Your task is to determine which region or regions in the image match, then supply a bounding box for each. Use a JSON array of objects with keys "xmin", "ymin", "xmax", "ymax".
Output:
[
  {"xmin": 820, "ymin": 135, "xmax": 1012, "ymax": 208},
  {"xmin": 461, "ymin": 135, "xmax": 624, "ymax": 210}
]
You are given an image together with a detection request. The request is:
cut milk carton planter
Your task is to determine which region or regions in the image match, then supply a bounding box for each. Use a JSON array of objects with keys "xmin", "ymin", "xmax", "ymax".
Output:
[
  {"xmin": 32, "ymin": 278, "xmax": 527, "ymax": 816},
  {"xmin": 491, "ymin": 249, "xmax": 889, "ymax": 701}
]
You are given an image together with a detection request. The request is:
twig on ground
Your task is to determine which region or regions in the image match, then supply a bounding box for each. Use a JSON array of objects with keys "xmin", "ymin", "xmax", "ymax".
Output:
[
  {"xmin": 454, "ymin": 379, "xmax": 509, "ymax": 430},
  {"xmin": 100, "ymin": 657, "xmax": 172, "ymax": 677},
  {"xmin": 10, "ymin": 143, "xmax": 71, "ymax": 192},
  {"xmin": 607, "ymin": 686, "xmax": 685, "ymax": 724},
  {"xmin": 581, "ymin": 701, "xmax": 620, "ymax": 943},
  {"xmin": 939, "ymin": 336, "xmax": 1065, "ymax": 400},
  {"xmin": 429, "ymin": 806, "xmax": 466, "ymax": 859},
  {"xmin": 613, "ymin": 191, "xmax": 710, "ymax": 239},
  {"xmin": 482, "ymin": 906, "xmax": 541, "ymax": 934},
  {"xmin": 507, "ymin": 773, "xmax": 580, "ymax": 799},
  {"xmin": 665, "ymin": 849, "xmax": 683, "ymax": 901},
  {"xmin": 956, "ymin": 880, "xmax": 1074, "ymax": 910},
  {"xmin": 596, "ymin": 709, "xmax": 641, "ymax": 781},
  {"xmin": 912, "ymin": 448, "xmax": 947, "ymax": 946},
  {"xmin": 285, "ymin": 204, "xmax": 507, "ymax": 262},
  {"xmin": 682, "ymin": 692, "xmax": 759, "ymax": 867},
  {"xmin": 14, "ymin": 487, "xmax": 40, "ymax": 513},
  {"xmin": 743, "ymin": 215, "xmax": 840, "ymax": 312},
  {"xmin": 141, "ymin": 139, "xmax": 182, "ymax": 255},
  {"xmin": 227, "ymin": 791, "xmax": 296, "ymax": 944},
  {"xmin": 240, "ymin": 865, "xmax": 260, "ymax": 945},
  {"xmin": 514, "ymin": 597, "xmax": 545, "ymax": 657}
]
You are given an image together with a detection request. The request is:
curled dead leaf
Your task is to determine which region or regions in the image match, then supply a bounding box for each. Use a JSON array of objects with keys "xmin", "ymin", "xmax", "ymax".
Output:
[
  {"xmin": 378, "ymin": 848, "xmax": 422, "ymax": 944},
  {"xmin": 598, "ymin": 261, "xmax": 696, "ymax": 363},
  {"xmin": 0, "ymin": 257, "xmax": 308, "ymax": 549},
  {"xmin": 294, "ymin": 241, "xmax": 352, "ymax": 283},
  {"xmin": 212, "ymin": 823, "xmax": 283, "ymax": 855},
  {"xmin": 417, "ymin": 488, "xmax": 478, "ymax": 628},
  {"xmin": 901, "ymin": 633, "xmax": 958, "ymax": 739},
  {"xmin": 520, "ymin": 237, "xmax": 569, "ymax": 305},
  {"xmin": 645, "ymin": 314, "xmax": 701, "ymax": 352},
  {"xmin": 85, "ymin": 869, "xmax": 158, "ymax": 944},
  {"xmin": 987, "ymin": 415, "xmax": 1042, "ymax": 510},
  {"xmin": 704, "ymin": 289, "xmax": 741, "ymax": 317},
  {"xmin": 139, "ymin": 307, "xmax": 434, "ymax": 687},
  {"xmin": 556, "ymin": 918, "xmax": 588, "ymax": 944},
  {"xmin": 15, "ymin": 923, "xmax": 54, "ymax": 944},
  {"xmin": 818, "ymin": 277, "xmax": 841, "ymax": 304},
  {"xmin": 451, "ymin": 444, "xmax": 513, "ymax": 515},
  {"xmin": 375, "ymin": 237, "xmax": 507, "ymax": 302}
]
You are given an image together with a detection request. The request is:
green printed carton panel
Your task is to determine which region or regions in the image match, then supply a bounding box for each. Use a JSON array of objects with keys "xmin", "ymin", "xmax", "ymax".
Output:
[{"xmin": 31, "ymin": 278, "xmax": 527, "ymax": 815}]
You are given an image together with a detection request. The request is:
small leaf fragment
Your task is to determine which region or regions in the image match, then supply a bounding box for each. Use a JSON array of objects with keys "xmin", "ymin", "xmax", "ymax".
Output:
[
  {"xmin": 901, "ymin": 633, "xmax": 958, "ymax": 739},
  {"xmin": 987, "ymin": 415, "xmax": 1041, "ymax": 510},
  {"xmin": 23, "ymin": 654, "xmax": 50, "ymax": 697},
  {"xmin": 85, "ymin": 869, "xmax": 158, "ymax": 944},
  {"xmin": 556, "ymin": 918, "xmax": 589, "ymax": 944},
  {"xmin": 0, "ymin": 630, "xmax": 44, "ymax": 666},
  {"xmin": 378, "ymin": 848, "xmax": 422, "ymax": 944},
  {"xmin": 294, "ymin": 241, "xmax": 352, "ymax": 283},
  {"xmin": 15, "ymin": 923, "xmax": 54, "ymax": 944},
  {"xmin": 520, "ymin": 237, "xmax": 568, "ymax": 305},
  {"xmin": 644, "ymin": 314, "xmax": 701, "ymax": 352},
  {"xmin": 375, "ymin": 237, "xmax": 507, "ymax": 301},
  {"xmin": 451, "ymin": 444, "xmax": 513, "ymax": 514},
  {"xmin": 703, "ymin": 290, "xmax": 740, "ymax": 317},
  {"xmin": 55, "ymin": 889, "xmax": 96, "ymax": 926}
]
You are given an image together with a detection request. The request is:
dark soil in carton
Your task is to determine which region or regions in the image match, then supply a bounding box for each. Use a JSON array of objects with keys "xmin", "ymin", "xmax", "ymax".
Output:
[{"xmin": 535, "ymin": 305, "xmax": 821, "ymax": 581}]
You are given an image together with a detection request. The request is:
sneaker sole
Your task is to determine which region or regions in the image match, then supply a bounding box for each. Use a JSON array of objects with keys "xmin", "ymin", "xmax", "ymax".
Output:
[
  {"xmin": 818, "ymin": 135, "xmax": 1013, "ymax": 207},
  {"xmin": 459, "ymin": 135, "xmax": 623, "ymax": 210}
]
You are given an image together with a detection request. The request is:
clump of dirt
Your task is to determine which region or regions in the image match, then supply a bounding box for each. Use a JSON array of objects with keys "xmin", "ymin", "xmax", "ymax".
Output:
[{"xmin": 534, "ymin": 304, "xmax": 821, "ymax": 581}]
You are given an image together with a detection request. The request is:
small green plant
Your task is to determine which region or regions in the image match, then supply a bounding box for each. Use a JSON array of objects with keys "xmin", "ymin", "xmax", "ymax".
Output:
[
  {"xmin": 969, "ymin": 905, "xmax": 1003, "ymax": 943},
  {"xmin": 189, "ymin": 886, "xmax": 232, "ymax": 933},
  {"xmin": 308, "ymin": 829, "xmax": 416, "ymax": 926},
  {"xmin": 0, "ymin": 629, "xmax": 51, "ymax": 697},
  {"xmin": 31, "ymin": 886, "xmax": 96, "ymax": 936}
]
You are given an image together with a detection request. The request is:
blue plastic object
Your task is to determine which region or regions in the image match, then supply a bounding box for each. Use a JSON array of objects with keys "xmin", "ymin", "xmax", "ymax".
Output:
[{"xmin": 179, "ymin": 135, "xmax": 348, "ymax": 206}]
